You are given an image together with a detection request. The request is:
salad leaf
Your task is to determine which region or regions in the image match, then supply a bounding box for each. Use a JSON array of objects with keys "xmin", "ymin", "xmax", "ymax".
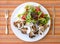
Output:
[
  {"xmin": 38, "ymin": 17, "xmax": 49, "ymax": 25},
  {"xmin": 17, "ymin": 14, "xmax": 21, "ymax": 18},
  {"xmin": 26, "ymin": 11, "xmax": 31, "ymax": 23},
  {"xmin": 31, "ymin": 19, "xmax": 36, "ymax": 24},
  {"xmin": 25, "ymin": 5, "xmax": 35, "ymax": 12},
  {"xmin": 39, "ymin": 18, "xmax": 47, "ymax": 25},
  {"xmin": 26, "ymin": 5, "xmax": 36, "ymax": 23},
  {"xmin": 44, "ymin": 14, "xmax": 48, "ymax": 17},
  {"xmin": 28, "ymin": 6, "xmax": 35, "ymax": 12},
  {"xmin": 38, "ymin": 11, "xmax": 42, "ymax": 16},
  {"xmin": 25, "ymin": 5, "xmax": 50, "ymax": 25},
  {"xmin": 44, "ymin": 14, "xmax": 50, "ymax": 21},
  {"xmin": 45, "ymin": 17, "xmax": 50, "ymax": 21},
  {"xmin": 26, "ymin": 12, "xmax": 31, "ymax": 19}
]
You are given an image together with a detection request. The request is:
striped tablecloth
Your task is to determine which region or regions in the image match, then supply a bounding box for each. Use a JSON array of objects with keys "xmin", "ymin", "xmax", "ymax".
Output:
[{"xmin": 0, "ymin": 0, "xmax": 60, "ymax": 44}]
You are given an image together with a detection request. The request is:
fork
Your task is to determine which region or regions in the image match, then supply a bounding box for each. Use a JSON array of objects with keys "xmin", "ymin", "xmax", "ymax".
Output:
[
  {"xmin": 52, "ymin": 5, "xmax": 55, "ymax": 35},
  {"xmin": 5, "ymin": 10, "xmax": 9, "ymax": 35}
]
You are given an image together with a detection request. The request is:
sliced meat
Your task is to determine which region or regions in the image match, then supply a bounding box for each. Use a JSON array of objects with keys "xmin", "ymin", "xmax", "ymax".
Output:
[
  {"xmin": 14, "ymin": 21, "xmax": 26, "ymax": 28},
  {"xmin": 14, "ymin": 21, "xmax": 22, "ymax": 28},
  {"xmin": 23, "ymin": 21, "xmax": 26, "ymax": 25},
  {"xmin": 39, "ymin": 26, "xmax": 44, "ymax": 32},
  {"xmin": 19, "ymin": 22, "xmax": 22, "ymax": 27},
  {"xmin": 34, "ymin": 30, "xmax": 39, "ymax": 34},
  {"xmin": 21, "ymin": 28, "xmax": 28, "ymax": 34},
  {"xmin": 32, "ymin": 25, "xmax": 37, "ymax": 31},
  {"xmin": 14, "ymin": 21, "xmax": 18, "ymax": 27},
  {"xmin": 29, "ymin": 31, "xmax": 35, "ymax": 38}
]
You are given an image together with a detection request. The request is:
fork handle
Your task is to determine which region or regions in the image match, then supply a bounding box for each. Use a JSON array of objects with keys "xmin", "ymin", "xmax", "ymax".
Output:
[
  {"xmin": 5, "ymin": 19, "xmax": 9, "ymax": 35},
  {"xmin": 52, "ymin": 17, "xmax": 54, "ymax": 35},
  {"xmin": 5, "ymin": 26, "xmax": 8, "ymax": 35}
]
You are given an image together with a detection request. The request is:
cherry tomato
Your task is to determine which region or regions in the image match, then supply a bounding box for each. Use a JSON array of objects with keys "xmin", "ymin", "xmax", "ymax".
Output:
[
  {"xmin": 35, "ymin": 7, "xmax": 41, "ymax": 12},
  {"xmin": 22, "ymin": 15, "xmax": 26, "ymax": 20}
]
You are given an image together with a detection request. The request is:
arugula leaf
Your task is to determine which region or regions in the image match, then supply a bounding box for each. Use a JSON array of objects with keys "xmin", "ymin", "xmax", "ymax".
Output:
[
  {"xmin": 44, "ymin": 14, "xmax": 50, "ymax": 21},
  {"xmin": 26, "ymin": 11, "xmax": 31, "ymax": 23},
  {"xmin": 38, "ymin": 11, "xmax": 42, "ymax": 16},
  {"xmin": 26, "ymin": 12, "xmax": 31, "ymax": 19},
  {"xmin": 44, "ymin": 14, "xmax": 48, "ymax": 17},
  {"xmin": 31, "ymin": 19, "xmax": 36, "ymax": 24},
  {"xmin": 38, "ymin": 18, "xmax": 48, "ymax": 25}
]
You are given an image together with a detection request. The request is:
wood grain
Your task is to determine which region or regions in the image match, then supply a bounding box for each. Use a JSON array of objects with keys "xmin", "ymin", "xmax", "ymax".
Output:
[{"xmin": 0, "ymin": 0, "xmax": 60, "ymax": 44}]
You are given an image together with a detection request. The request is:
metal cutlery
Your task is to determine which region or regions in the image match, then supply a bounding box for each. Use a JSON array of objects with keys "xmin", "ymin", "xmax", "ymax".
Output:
[
  {"xmin": 52, "ymin": 5, "xmax": 55, "ymax": 35},
  {"xmin": 5, "ymin": 10, "xmax": 9, "ymax": 35}
]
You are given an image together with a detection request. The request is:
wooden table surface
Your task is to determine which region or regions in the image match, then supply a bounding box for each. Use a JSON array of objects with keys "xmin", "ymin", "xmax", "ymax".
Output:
[{"xmin": 0, "ymin": 0, "xmax": 60, "ymax": 44}]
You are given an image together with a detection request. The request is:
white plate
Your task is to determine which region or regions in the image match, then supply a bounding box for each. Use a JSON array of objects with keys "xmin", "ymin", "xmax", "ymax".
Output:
[{"xmin": 11, "ymin": 2, "xmax": 51, "ymax": 42}]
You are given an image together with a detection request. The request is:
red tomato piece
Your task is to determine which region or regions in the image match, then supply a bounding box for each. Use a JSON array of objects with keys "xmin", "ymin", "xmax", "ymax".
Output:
[
  {"xmin": 22, "ymin": 14, "xmax": 27, "ymax": 20},
  {"xmin": 35, "ymin": 7, "xmax": 41, "ymax": 12}
]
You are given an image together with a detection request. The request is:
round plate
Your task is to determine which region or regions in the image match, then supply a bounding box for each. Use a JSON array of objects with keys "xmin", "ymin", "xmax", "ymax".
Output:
[{"xmin": 11, "ymin": 2, "xmax": 51, "ymax": 42}]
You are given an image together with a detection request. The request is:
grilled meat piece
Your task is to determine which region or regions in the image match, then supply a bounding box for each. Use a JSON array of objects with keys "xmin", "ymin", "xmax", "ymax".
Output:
[
  {"xmin": 14, "ymin": 21, "xmax": 26, "ymax": 28},
  {"xmin": 14, "ymin": 21, "xmax": 22, "ymax": 28},
  {"xmin": 39, "ymin": 26, "xmax": 44, "ymax": 32},
  {"xmin": 32, "ymin": 25, "xmax": 37, "ymax": 31},
  {"xmin": 23, "ymin": 21, "xmax": 26, "ymax": 25},
  {"xmin": 34, "ymin": 30, "xmax": 39, "ymax": 34},
  {"xmin": 21, "ymin": 28, "xmax": 28, "ymax": 34},
  {"xmin": 29, "ymin": 31, "xmax": 35, "ymax": 38}
]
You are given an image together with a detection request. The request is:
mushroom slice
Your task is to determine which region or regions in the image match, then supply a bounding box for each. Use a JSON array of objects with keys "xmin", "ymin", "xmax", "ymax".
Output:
[
  {"xmin": 14, "ymin": 21, "xmax": 20, "ymax": 28},
  {"xmin": 44, "ymin": 25, "xmax": 49, "ymax": 29},
  {"xmin": 21, "ymin": 28, "xmax": 28, "ymax": 34},
  {"xmin": 29, "ymin": 31, "xmax": 35, "ymax": 38},
  {"xmin": 21, "ymin": 21, "xmax": 26, "ymax": 27},
  {"xmin": 39, "ymin": 30, "xmax": 43, "ymax": 35},
  {"xmin": 34, "ymin": 30, "xmax": 39, "ymax": 34},
  {"xmin": 19, "ymin": 22, "xmax": 22, "ymax": 27},
  {"xmin": 39, "ymin": 26, "xmax": 44, "ymax": 32},
  {"xmin": 23, "ymin": 21, "xmax": 26, "ymax": 25},
  {"xmin": 32, "ymin": 25, "xmax": 37, "ymax": 31},
  {"xmin": 14, "ymin": 21, "xmax": 23, "ymax": 28}
]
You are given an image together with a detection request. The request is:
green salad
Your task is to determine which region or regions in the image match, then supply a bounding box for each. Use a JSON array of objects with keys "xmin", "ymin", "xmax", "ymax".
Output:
[{"xmin": 17, "ymin": 5, "xmax": 50, "ymax": 26}]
